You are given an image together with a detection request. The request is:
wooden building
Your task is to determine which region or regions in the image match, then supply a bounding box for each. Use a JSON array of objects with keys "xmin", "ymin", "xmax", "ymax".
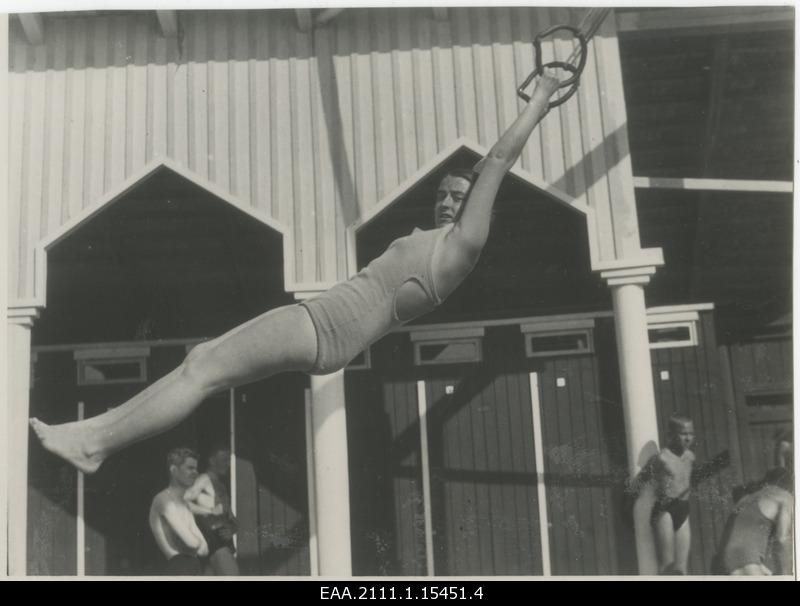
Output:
[{"xmin": 4, "ymin": 7, "xmax": 793, "ymax": 576}]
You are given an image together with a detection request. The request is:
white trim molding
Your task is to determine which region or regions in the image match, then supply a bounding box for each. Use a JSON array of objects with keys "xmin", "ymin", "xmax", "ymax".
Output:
[
  {"xmin": 73, "ymin": 347, "xmax": 151, "ymax": 361},
  {"xmin": 409, "ymin": 327, "xmax": 485, "ymax": 342},
  {"xmin": 617, "ymin": 6, "xmax": 794, "ymax": 35},
  {"xmin": 520, "ymin": 318, "xmax": 596, "ymax": 334},
  {"xmin": 521, "ymin": 320, "xmax": 595, "ymax": 358},
  {"xmin": 345, "ymin": 137, "xmax": 592, "ymax": 278},
  {"xmin": 634, "ymin": 176, "xmax": 792, "ymax": 194},
  {"xmin": 27, "ymin": 157, "xmax": 306, "ymax": 308},
  {"xmin": 645, "ymin": 304, "xmax": 714, "ymax": 350},
  {"xmin": 7, "ymin": 305, "xmax": 41, "ymax": 327},
  {"xmin": 647, "ymin": 322, "xmax": 698, "ymax": 350}
]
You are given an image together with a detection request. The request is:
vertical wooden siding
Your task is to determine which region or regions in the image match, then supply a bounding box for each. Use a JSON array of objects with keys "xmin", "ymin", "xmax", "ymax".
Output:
[
  {"xmin": 235, "ymin": 373, "xmax": 310, "ymax": 575},
  {"xmin": 346, "ymin": 366, "xmax": 427, "ymax": 576},
  {"xmin": 425, "ymin": 348, "xmax": 544, "ymax": 575},
  {"xmin": 8, "ymin": 8, "xmax": 633, "ymax": 302},
  {"xmin": 534, "ymin": 350, "xmax": 622, "ymax": 575},
  {"xmin": 726, "ymin": 336, "xmax": 793, "ymax": 481},
  {"xmin": 27, "ymin": 352, "xmax": 78, "ymax": 575}
]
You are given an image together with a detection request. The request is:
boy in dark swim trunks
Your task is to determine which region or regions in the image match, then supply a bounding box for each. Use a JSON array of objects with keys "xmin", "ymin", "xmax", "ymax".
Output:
[
  {"xmin": 632, "ymin": 415, "xmax": 696, "ymax": 574},
  {"xmin": 185, "ymin": 445, "xmax": 239, "ymax": 575}
]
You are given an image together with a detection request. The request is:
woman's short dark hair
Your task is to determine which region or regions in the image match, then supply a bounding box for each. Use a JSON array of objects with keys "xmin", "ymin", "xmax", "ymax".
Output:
[{"xmin": 442, "ymin": 168, "xmax": 478, "ymax": 186}]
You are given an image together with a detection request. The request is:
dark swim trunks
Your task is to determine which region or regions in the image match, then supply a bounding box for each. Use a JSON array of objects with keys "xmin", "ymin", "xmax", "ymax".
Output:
[
  {"xmin": 165, "ymin": 553, "xmax": 204, "ymax": 576},
  {"xmin": 196, "ymin": 514, "xmax": 237, "ymax": 555},
  {"xmin": 651, "ymin": 498, "xmax": 690, "ymax": 530}
]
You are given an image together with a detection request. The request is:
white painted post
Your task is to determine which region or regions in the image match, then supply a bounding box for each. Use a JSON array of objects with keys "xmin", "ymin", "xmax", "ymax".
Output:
[
  {"xmin": 415, "ymin": 381, "xmax": 435, "ymax": 576},
  {"xmin": 76, "ymin": 402, "xmax": 85, "ymax": 577},
  {"xmin": 309, "ymin": 370, "xmax": 352, "ymax": 576},
  {"xmin": 304, "ymin": 388, "xmax": 319, "ymax": 576},
  {"xmin": 528, "ymin": 373, "xmax": 552, "ymax": 576},
  {"xmin": 6, "ymin": 308, "xmax": 40, "ymax": 576},
  {"xmin": 228, "ymin": 389, "xmax": 237, "ymax": 551},
  {"xmin": 602, "ymin": 267, "xmax": 661, "ymax": 575},
  {"xmin": 0, "ymin": 12, "xmax": 9, "ymax": 578}
]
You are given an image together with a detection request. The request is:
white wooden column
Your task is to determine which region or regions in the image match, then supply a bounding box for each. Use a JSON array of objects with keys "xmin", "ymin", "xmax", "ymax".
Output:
[
  {"xmin": 0, "ymin": 11, "xmax": 9, "ymax": 579},
  {"xmin": 601, "ymin": 266, "xmax": 661, "ymax": 575},
  {"xmin": 308, "ymin": 370, "xmax": 352, "ymax": 576},
  {"xmin": 6, "ymin": 307, "xmax": 40, "ymax": 576}
]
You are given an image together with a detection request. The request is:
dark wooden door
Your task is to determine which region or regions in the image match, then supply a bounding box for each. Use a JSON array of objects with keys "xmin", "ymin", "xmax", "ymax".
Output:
[
  {"xmin": 424, "ymin": 366, "xmax": 544, "ymax": 576},
  {"xmin": 234, "ymin": 372, "xmax": 310, "ymax": 575},
  {"xmin": 346, "ymin": 369, "xmax": 428, "ymax": 576},
  {"xmin": 528, "ymin": 353, "xmax": 621, "ymax": 576},
  {"xmin": 727, "ymin": 337, "xmax": 793, "ymax": 482}
]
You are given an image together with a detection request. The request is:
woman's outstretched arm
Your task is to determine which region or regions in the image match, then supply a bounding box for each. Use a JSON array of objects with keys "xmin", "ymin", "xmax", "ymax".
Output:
[
  {"xmin": 432, "ymin": 73, "xmax": 561, "ymax": 298},
  {"xmin": 452, "ymin": 73, "xmax": 560, "ymax": 258}
]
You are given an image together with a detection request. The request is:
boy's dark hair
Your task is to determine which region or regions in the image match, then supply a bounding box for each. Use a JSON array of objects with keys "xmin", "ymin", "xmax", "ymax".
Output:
[
  {"xmin": 204, "ymin": 442, "xmax": 230, "ymax": 462},
  {"xmin": 668, "ymin": 415, "xmax": 693, "ymax": 433}
]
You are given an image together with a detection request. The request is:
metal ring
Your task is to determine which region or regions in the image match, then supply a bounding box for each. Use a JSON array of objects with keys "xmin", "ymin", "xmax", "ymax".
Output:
[{"xmin": 517, "ymin": 24, "xmax": 588, "ymax": 106}]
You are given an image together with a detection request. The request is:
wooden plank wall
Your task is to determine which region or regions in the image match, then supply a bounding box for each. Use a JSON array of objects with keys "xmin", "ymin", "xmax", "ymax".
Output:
[
  {"xmin": 532, "ymin": 334, "xmax": 623, "ymax": 575},
  {"xmin": 725, "ymin": 336, "xmax": 793, "ymax": 481},
  {"xmin": 27, "ymin": 352, "xmax": 78, "ymax": 575},
  {"xmin": 424, "ymin": 327, "xmax": 544, "ymax": 575},
  {"xmin": 346, "ymin": 334, "xmax": 427, "ymax": 576},
  {"xmin": 648, "ymin": 311, "xmax": 739, "ymax": 574},
  {"xmin": 234, "ymin": 373, "xmax": 310, "ymax": 576},
  {"xmin": 8, "ymin": 8, "xmax": 635, "ymax": 303}
]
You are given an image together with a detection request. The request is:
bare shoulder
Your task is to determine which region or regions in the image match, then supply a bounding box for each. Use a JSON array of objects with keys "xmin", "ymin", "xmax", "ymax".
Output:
[
  {"xmin": 776, "ymin": 487, "xmax": 793, "ymax": 507},
  {"xmin": 151, "ymin": 489, "xmax": 171, "ymax": 512},
  {"xmin": 193, "ymin": 473, "xmax": 212, "ymax": 488}
]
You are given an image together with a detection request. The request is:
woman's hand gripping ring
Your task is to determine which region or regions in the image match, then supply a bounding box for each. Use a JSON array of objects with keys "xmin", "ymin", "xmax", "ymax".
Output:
[{"xmin": 516, "ymin": 24, "xmax": 588, "ymax": 109}]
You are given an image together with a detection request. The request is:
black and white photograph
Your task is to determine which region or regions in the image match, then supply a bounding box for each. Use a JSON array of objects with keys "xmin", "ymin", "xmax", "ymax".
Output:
[{"xmin": 2, "ymin": 2, "xmax": 796, "ymax": 580}]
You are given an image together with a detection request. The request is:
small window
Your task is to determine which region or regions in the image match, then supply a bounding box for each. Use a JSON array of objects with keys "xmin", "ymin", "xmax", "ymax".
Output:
[
  {"xmin": 78, "ymin": 359, "xmax": 147, "ymax": 385},
  {"xmin": 414, "ymin": 339, "xmax": 483, "ymax": 366},
  {"xmin": 75, "ymin": 347, "xmax": 150, "ymax": 386},
  {"xmin": 346, "ymin": 348, "xmax": 372, "ymax": 370},
  {"xmin": 745, "ymin": 393, "xmax": 792, "ymax": 408},
  {"xmin": 410, "ymin": 327, "xmax": 484, "ymax": 366},
  {"xmin": 525, "ymin": 330, "xmax": 593, "ymax": 357},
  {"xmin": 648, "ymin": 322, "xmax": 697, "ymax": 349}
]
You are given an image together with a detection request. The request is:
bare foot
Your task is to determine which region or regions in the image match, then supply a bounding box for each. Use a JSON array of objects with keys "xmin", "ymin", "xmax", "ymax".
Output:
[{"xmin": 29, "ymin": 418, "xmax": 104, "ymax": 474}]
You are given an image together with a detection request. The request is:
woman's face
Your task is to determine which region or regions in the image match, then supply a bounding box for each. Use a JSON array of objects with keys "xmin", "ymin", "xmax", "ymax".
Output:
[{"xmin": 434, "ymin": 175, "xmax": 472, "ymax": 227}]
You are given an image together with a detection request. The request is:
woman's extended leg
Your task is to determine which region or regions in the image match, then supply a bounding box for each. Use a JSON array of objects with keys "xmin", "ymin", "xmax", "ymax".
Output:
[{"xmin": 30, "ymin": 304, "xmax": 318, "ymax": 473}]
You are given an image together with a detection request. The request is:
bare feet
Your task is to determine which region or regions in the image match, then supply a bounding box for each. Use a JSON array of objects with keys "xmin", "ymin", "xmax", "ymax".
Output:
[{"xmin": 29, "ymin": 418, "xmax": 104, "ymax": 474}]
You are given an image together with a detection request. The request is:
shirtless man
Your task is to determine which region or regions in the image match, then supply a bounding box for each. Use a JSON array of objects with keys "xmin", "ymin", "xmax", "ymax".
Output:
[{"xmin": 149, "ymin": 447, "xmax": 209, "ymax": 575}]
